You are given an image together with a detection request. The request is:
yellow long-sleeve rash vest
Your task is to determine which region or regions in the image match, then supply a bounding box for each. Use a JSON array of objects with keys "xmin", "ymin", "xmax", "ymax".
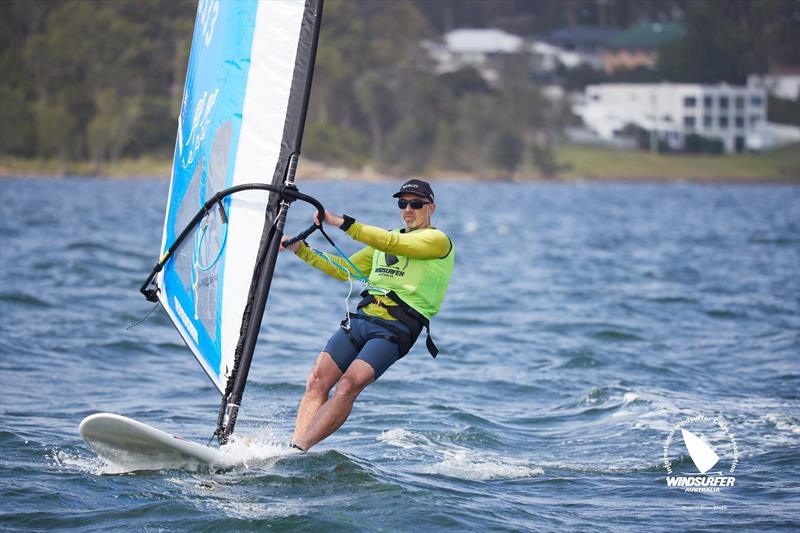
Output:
[{"xmin": 294, "ymin": 221, "xmax": 451, "ymax": 321}]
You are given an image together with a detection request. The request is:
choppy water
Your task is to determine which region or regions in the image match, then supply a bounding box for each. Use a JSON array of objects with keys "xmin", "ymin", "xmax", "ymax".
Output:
[{"xmin": 1, "ymin": 178, "xmax": 798, "ymax": 531}]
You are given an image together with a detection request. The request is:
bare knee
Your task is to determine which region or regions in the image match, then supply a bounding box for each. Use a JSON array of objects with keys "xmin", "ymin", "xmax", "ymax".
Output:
[
  {"xmin": 306, "ymin": 371, "xmax": 330, "ymax": 399},
  {"xmin": 334, "ymin": 375, "xmax": 368, "ymax": 401},
  {"xmin": 302, "ymin": 373, "xmax": 317, "ymax": 395},
  {"xmin": 305, "ymin": 352, "xmax": 339, "ymax": 398}
]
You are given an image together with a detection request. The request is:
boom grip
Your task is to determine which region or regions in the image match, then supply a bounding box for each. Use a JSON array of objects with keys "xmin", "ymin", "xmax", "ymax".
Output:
[{"xmin": 283, "ymin": 223, "xmax": 319, "ymax": 248}]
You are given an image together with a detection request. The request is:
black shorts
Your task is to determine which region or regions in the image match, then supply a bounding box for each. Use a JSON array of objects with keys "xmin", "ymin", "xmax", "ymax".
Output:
[{"xmin": 323, "ymin": 313, "xmax": 412, "ymax": 380}]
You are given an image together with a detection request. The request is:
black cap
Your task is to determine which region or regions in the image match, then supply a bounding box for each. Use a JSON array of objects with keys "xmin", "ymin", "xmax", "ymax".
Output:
[{"xmin": 392, "ymin": 179, "xmax": 435, "ymax": 202}]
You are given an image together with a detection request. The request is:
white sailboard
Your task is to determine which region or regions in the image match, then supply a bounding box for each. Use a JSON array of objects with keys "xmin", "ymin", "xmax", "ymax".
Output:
[
  {"xmin": 81, "ymin": 0, "xmax": 324, "ymax": 468},
  {"xmin": 80, "ymin": 413, "xmax": 221, "ymax": 469}
]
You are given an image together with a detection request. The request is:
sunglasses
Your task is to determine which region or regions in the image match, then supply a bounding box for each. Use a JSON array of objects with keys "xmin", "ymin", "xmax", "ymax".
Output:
[{"xmin": 397, "ymin": 199, "xmax": 431, "ymax": 210}]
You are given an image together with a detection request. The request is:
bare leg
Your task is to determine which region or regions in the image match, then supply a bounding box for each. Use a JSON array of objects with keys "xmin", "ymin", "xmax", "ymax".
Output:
[
  {"xmin": 292, "ymin": 352, "xmax": 342, "ymax": 444},
  {"xmin": 295, "ymin": 360, "xmax": 374, "ymax": 451}
]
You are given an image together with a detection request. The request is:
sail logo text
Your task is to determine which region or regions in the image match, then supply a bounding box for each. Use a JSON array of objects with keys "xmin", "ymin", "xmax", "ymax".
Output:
[{"xmin": 662, "ymin": 414, "xmax": 739, "ymax": 494}]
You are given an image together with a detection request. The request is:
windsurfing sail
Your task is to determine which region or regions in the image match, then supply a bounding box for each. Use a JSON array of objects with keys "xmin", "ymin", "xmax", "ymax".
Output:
[{"xmin": 141, "ymin": 0, "xmax": 324, "ymax": 444}]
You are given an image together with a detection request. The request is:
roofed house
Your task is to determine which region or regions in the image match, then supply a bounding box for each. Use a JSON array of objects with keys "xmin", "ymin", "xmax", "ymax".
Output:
[
  {"xmin": 603, "ymin": 21, "xmax": 684, "ymax": 74},
  {"xmin": 542, "ymin": 26, "xmax": 618, "ymax": 71},
  {"xmin": 748, "ymin": 67, "xmax": 800, "ymax": 102},
  {"xmin": 423, "ymin": 28, "xmax": 526, "ymax": 84}
]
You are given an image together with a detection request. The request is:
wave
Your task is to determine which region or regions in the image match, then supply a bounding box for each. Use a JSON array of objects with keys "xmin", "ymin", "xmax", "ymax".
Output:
[
  {"xmin": 422, "ymin": 450, "xmax": 543, "ymax": 481},
  {"xmin": 590, "ymin": 329, "xmax": 644, "ymax": 342},
  {"xmin": 0, "ymin": 291, "xmax": 51, "ymax": 307},
  {"xmin": 51, "ymin": 448, "xmax": 130, "ymax": 476},
  {"xmin": 58, "ymin": 430, "xmax": 303, "ymax": 476},
  {"xmin": 763, "ymin": 413, "xmax": 800, "ymax": 435},
  {"xmin": 377, "ymin": 428, "xmax": 542, "ymax": 481}
]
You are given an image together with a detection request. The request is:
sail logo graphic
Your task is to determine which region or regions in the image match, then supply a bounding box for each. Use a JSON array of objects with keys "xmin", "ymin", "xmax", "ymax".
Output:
[
  {"xmin": 197, "ymin": 0, "xmax": 220, "ymax": 46},
  {"xmin": 662, "ymin": 415, "xmax": 739, "ymax": 493},
  {"xmin": 173, "ymin": 296, "xmax": 199, "ymax": 344},
  {"xmin": 180, "ymin": 88, "xmax": 219, "ymax": 168}
]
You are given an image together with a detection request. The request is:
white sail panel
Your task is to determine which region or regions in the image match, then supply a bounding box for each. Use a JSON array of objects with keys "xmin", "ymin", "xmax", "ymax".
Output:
[{"xmin": 221, "ymin": 1, "xmax": 305, "ymax": 394}]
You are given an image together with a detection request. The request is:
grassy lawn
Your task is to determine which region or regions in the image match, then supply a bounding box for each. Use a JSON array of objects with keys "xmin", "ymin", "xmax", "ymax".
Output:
[
  {"xmin": 2, "ymin": 144, "xmax": 798, "ymax": 182},
  {"xmin": 554, "ymin": 143, "xmax": 800, "ymax": 182},
  {"xmin": 0, "ymin": 155, "xmax": 171, "ymax": 179}
]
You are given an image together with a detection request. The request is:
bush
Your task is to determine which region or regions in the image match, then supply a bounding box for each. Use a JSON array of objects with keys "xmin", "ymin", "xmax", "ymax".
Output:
[
  {"xmin": 768, "ymin": 96, "xmax": 800, "ymax": 127},
  {"xmin": 618, "ymin": 123, "xmax": 651, "ymax": 150},
  {"xmin": 304, "ymin": 120, "xmax": 369, "ymax": 168},
  {"xmin": 684, "ymin": 134, "xmax": 724, "ymax": 154}
]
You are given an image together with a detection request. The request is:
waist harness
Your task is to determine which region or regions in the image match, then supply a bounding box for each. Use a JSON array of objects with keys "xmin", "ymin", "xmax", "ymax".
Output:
[{"xmin": 342, "ymin": 289, "xmax": 439, "ymax": 358}]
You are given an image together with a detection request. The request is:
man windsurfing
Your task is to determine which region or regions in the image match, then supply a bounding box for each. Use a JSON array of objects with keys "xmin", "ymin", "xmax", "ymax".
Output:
[{"xmin": 280, "ymin": 179, "xmax": 454, "ymax": 451}]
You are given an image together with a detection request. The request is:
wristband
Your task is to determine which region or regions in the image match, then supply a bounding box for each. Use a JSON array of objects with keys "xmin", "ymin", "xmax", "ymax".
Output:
[{"xmin": 340, "ymin": 214, "xmax": 355, "ymax": 232}]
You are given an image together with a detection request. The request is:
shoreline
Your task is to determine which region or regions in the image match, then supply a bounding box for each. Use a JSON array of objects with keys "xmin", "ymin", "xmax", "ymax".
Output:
[
  {"xmin": 4, "ymin": 173, "xmax": 797, "ymax": 186},
  {"xmin": 2, "ymin": 143, "xmax": 798, "ymax": 183}
]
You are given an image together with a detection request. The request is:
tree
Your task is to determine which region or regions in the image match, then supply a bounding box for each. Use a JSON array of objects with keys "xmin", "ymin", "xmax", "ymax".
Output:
[
  {"xmin": 4, "ymin": 0, "xmax": 193, "ymax": 162},
  {"xmin": 0, "ymin": 0, "xmax": 61, "ymax": 157},
  {"xmin": 489, "ymin": 128, "xmax": 524, "ymax": 177},
  {"xmin": 658, "ymin": 0, "xmax": 800, "ymax": 84},
  {"xmin": 306, "ymin": 0, "xmax": 435, "ymax": 170}
]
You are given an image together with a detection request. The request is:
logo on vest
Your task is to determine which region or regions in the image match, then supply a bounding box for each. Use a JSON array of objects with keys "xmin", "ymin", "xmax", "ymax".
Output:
[{"xmin": 375, "ymin": 253, "xmax": 408, "ymax": 277}]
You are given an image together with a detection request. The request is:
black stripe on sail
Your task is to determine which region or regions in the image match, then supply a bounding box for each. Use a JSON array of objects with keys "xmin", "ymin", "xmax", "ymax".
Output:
[
  {"xmin": 217, "ymin": 0, "xmax": 325, "ymax": 444},
  {"xmin": 286, "ymin": 0, "xmax": 324, "ymax": 153},
  {"xmin": 266, "ymin": 0, "xmax": 324, "ymax": 218}
]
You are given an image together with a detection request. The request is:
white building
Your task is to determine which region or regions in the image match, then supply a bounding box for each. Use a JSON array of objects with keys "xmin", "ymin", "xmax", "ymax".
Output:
[
  {"xmin": 541, "ymin": 26, "xmax": 618, "ymax": 71},
  {"xmin": 748, "ymin": 68, "xmax": 800, "ymax": 102},
  {"xmin": 423, "ymin": 29, "xmax": 526, "ymax": 84},
  {"xmin": 423, "ymin": 28, "xmax": 585, "ymax": 86},
  {"xmin": 575, "ymin": 83, "xmax": 771, "ymax": 153},
  {"xmin": 530, "ymin": 40, "xmax": 586, "ymax": 72},
  {"xmin": 443, "ymin": 28, "xmax": 524, "ymax": 58}
]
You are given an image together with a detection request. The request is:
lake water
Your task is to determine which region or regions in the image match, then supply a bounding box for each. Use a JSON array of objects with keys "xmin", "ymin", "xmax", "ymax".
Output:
[{"xmin": 1, "ymin": 178, "xmax": 798, "ymax": 531}]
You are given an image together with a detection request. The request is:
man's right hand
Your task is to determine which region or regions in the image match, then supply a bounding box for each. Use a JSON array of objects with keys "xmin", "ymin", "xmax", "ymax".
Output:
[{"xmin": 280, "ymin": 236, "xmax": 301, "ymax": 253}]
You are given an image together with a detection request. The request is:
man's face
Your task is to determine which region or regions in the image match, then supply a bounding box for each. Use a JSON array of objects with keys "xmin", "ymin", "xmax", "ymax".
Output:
[{"xmin": 398, "ymin": 192, "xmax": 434, "ymax": 231}]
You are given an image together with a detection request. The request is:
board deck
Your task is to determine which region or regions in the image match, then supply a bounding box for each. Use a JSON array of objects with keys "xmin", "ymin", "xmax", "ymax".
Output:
[{"xmin": 80, "ymin": 413, "xmax": 221, "ymax": 470}]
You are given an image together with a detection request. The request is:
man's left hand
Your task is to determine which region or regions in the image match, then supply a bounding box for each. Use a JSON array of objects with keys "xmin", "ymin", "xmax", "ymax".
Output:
[{"xmin": 313, "ymin": 210, "xmax": 344, "ymax": 228}]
